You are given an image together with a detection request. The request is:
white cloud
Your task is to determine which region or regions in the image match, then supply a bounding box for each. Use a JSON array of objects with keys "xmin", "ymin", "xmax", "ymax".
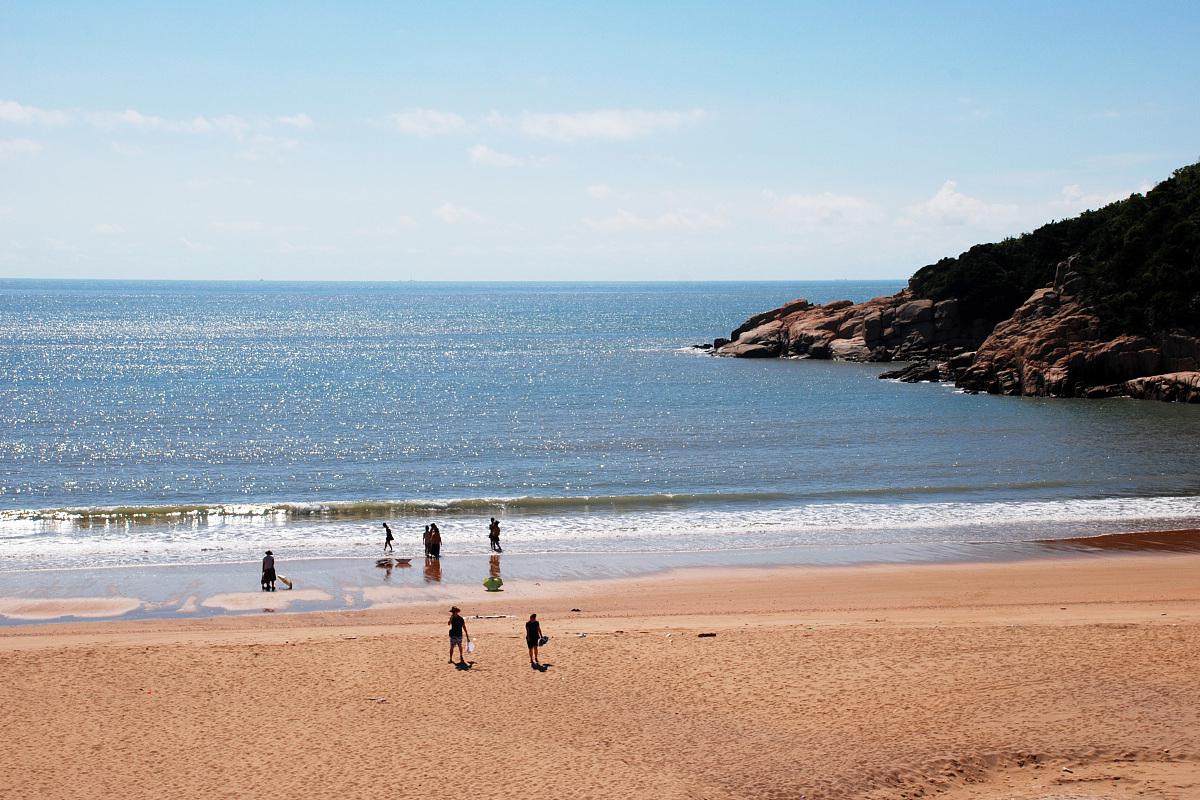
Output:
[
  {"xmin": 92, "ymin": 223, "xmax": 128, "ymax": 235},
  {"xmin": 764, "ymin": 190, "xmax": 876, "ymax": 227},
  {"xmin": 901, "ymin": 180, "xmax": 1018, "ymax": 227},
  {"xmin": 0, "ymin": 138, "xmax": 43, "ymax": 156},
  {"xmin": 0, "ymin": 100, "xmax": 69, "ymax": 126},
  {"xmin": 353, "ymin": 217, "xmax": 418, "ymax": 237},
  {"xmin": 582, "ymin": 208, "xmax": 724, "ymax": 232},
  {"xmin": 586, "ymin": 183, "xmax": 614, "ymax": 199},
  {"xmin": 85, "ymin": 109, "xmax": 248, "ymax": 137},
  {"xmin": 212, "ymin": 221, "xmax": 265, "ymax": 233},
  {"xmin": 435, "ymin": 202, "xmax": 487, "ymax": 224},
  {"xmin": 180, "ymin": 237, "xmax": 216, "ymax": 253},
  {"xmin": 468, "ymin": 144, "xmax": 524, "ymax": 167},
  {"xmin": 277, "ymin": 240, "xmax": 336, "ymax": 254},
  {"xmin": 1053, "ymin": 183, "xmax": 1149, "ymax": 215},
  {"xmin": 236, "ymin": 134, "xmax": 300, "ymax": 161},
  {"xmin": 389, "ymin": 109, "xmax": 468, "ymax": 137},
  {"xmin": 46, "ymin": 237, "xmax": 78, "ymax": 253},
  {"xmin": 517, "ymin": 108, "xmax": 704, "ymax": 142},
  {"xmin": 277, "ymin": 113, "xmax": 313, "ymax": 129}
]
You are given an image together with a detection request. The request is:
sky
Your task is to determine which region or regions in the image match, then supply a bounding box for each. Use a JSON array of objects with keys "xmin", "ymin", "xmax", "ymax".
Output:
[{"xmin": 1, "ymin": 1, "xmax": 1198, "ymax": 281}]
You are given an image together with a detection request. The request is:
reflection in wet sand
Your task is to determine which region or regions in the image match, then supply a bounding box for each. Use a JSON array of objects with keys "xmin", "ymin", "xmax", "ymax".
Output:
[
  {"xmin": 374, "ymin": 557, "xmax": 412, "ymax": 582},
  {"xmin": 424, "ymin": 556, "xmax": 442, "ymax": 583},
  {"xmin": 489, "ymin": 554, "xmax": 501, "ymax": 579}
]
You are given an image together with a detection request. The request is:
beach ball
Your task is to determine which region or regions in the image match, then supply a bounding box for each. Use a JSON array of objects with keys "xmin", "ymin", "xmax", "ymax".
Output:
[{"xmin": 483, "ymin": 576, "xmax": 503, "ymax": 592}]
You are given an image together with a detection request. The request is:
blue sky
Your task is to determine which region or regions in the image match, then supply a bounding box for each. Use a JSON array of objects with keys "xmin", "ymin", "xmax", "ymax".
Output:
[{"xmin": 1, "ymin": 1, "xmax": 1197, "ymax": 280}]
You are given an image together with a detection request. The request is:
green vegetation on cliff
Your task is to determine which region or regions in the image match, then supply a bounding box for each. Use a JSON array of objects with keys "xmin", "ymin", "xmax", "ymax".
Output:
[{"xmin": 909, "ymin": 162, "xmax": 1200, "ymax": 337}]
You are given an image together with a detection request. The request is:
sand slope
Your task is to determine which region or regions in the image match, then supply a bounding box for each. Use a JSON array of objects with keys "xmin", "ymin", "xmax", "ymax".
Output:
[{"xmin": 3, "ymin": 555, "xmax": 1200, "ymax": 799}]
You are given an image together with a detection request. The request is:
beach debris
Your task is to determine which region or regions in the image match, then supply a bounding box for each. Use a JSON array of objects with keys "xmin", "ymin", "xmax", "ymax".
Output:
[
  {"xmin": 698, "ymin": 632, "xmax": 717, "ymax": 638},
  {"xmin": 343, "ymin": 636, "xmax": 357, "ymax": 640},
  {"xmin": 472, "ymin": 614, "xmax": 509, "ymax": 619},
  {"xmin": 570, "ymin": 608, "xmax": 582, "ymax": 612},
  {"xmin": 263, "ymin": 608, "xmax": 275, "ymax": 613},
  {"xmin": 576, "ymin": 633, "xmax": 587, "ymax": 638},
  {"xmin": 366, "ymin": 697, "xmax": 388, "ymax": 703},
  {"xmin": 1061, "ymin": 767, "xmax": 1073, "ymax": 774}
]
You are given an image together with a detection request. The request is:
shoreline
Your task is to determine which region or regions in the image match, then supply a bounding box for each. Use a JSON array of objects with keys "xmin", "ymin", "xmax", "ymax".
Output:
[
  {"xmin": 2, "ymin": 549, "xmax": 1199, "ymax": 798},
  {"xmin": 1, "ymin": 527, "xmax": 1199, "ymax": 630}
]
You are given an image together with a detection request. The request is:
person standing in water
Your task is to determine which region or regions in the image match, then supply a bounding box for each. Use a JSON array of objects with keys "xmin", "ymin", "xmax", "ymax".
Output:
[
  {"xmin": 261, "ymin": 550, "xmax": 276, "ymax": 592},
  {"xmin": 488, "ymin": 517, "xmax": 502, "ymax": 553},
  {"xmin": 447, "ymin": 606, "xmax": 470, "ymax": 664},
  {"xmin": 429, "ymin": 524, "xmax": 442, "ymax": 558},
  {"xmin": 422, "ymin": 524, "xmax": 431, "ymax": 557},
  {"xmin": 382, "ymin": 522, "xmax": 394, "ymax": 554},
  {"xmin": 525, "ymin": 613, "xmax": 543, "ymax": 668}
]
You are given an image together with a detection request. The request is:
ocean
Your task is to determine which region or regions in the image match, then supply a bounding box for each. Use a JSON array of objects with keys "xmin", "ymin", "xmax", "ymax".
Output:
[{"xmin": 2, "ymin": 279, "xmax": 1200, "ymax": 579}]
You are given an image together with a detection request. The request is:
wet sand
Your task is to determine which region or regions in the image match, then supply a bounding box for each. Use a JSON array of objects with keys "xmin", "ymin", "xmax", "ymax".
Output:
[
  {"xmin": 2, "ymin": 551, "xmax": 1200, "ymax": 799},
  {"xmin": 6, "ymin": 528, "xmax": 1200, "ymax": 625}
]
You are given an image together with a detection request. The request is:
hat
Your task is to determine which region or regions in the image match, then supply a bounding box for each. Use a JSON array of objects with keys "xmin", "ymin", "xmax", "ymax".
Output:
[{"xmin": 265, "ymin": 550, "xmax": 273, "ymax": 555}]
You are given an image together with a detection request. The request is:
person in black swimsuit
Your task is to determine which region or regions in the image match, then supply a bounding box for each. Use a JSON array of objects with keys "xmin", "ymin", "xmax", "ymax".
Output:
[
  {"xmin": 448, "ymin": 606, "xmax": 469, "ymax": 665},
  {"xmin": 488, "ymin": 517, "xmax": 502, "ymax": 553},
  {"xmin": 261, "ymin": 550, "xmax": 276, "ymax": 592},
  {"xmin": 382, "ymin": 522, "xmax": 394, "ymax": 554},
  {"xmin": 525, "ymin": 613, "xmax": 543, "ymax": 668}
]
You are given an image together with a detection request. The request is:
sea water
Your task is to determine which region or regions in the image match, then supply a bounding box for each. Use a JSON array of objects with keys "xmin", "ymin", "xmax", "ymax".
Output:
[{"xmin": 2, "ymin": 279, "xmax": 1200, "ymax": 574}]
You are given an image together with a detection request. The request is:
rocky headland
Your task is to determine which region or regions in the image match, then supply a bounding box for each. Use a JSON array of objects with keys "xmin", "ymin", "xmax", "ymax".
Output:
[{"xmin": 705, "ymin": 163, "xmax": 1200, "ymax": 403}]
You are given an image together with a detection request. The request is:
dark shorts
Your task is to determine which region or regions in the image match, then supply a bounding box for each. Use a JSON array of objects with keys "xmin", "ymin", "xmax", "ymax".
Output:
[
  {"xmin": 262, "ymin": 568, "xmax": 276, "ymax": 582},
  {"xmin": 450, "ymin": 635, "xmax": 463, "ymax": 645},
  {"xmin": 526, "ymin": 636, "xmax": 539, "ymax": 648}
]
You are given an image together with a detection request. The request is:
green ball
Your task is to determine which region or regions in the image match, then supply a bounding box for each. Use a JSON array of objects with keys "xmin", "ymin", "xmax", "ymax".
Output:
[{"xmin": 483, "ymin": 576, "xmax": 503, "ymax": 592}]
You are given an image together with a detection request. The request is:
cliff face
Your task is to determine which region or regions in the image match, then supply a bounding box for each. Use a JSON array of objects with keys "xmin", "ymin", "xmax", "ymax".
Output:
[
  {"xmin": 954, "ymin": 270, "xmax": 1200, "ymax": 398},
  {"xmin": 708, "ymin": 162, "xmax": 1200, "ymax": 403}
]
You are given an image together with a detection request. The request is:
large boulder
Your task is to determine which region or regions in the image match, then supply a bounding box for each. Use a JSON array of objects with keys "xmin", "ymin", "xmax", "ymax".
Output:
[
  {"xmin": 716, "ymin": 290, "xmax": 983, "ymax": 362},
  {"xmin": 1124, "ymin": 372, "xmax": 1200, "ymax": 403}
]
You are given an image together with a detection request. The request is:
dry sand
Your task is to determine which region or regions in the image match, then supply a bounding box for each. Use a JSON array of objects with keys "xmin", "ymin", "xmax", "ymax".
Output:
[{"xmin": 3, "ymin": 553, "xmax": 1200, "ymax": 799}]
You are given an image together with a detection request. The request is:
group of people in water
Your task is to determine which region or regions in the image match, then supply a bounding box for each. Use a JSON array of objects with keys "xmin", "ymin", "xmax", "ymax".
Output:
[{"xmin": 381, "ymin": 518, "xmax": 503, "ymax": 557}]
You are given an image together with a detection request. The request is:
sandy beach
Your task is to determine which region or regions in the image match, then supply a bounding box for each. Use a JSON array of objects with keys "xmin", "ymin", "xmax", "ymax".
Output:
[{"xmin": 2, "ymin": 551, "xmax": 1200, "ymax": 799}]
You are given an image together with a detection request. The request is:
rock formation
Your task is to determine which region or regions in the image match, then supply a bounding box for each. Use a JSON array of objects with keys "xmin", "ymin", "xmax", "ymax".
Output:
[
  {"xmin": 711, "ymin": 265, "xmax": 1200, "ymax": 403},
  {"xmin": 954, "ymin": 270, "xmax": 1200, "ymax": 398},
  {"xmin": 713, "ymin": 291, "xmax": 985, "ymax": 363}
]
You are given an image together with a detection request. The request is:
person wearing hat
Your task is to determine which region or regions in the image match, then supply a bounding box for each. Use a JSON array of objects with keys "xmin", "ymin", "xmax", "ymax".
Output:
[
  {"xmin": 447, "ymin": 606, "xmax": 470, "ymax": 665},
  {"xmin": 261, "ymin": 550, "xmax": 277, "ymax": 592}
]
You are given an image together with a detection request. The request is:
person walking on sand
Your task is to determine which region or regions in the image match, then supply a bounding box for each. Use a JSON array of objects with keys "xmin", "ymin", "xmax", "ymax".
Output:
[
  {"xmin": 448, "ymin": 606, "xmax": 470, "ymax": 664},
  {"xmin": 382, "ymin": 522, "xmax": 394, "ymax": 554},
  {"xmin": 488, "ymin": 517, "xmax": 503, "ymax": 553},
  {"xmin": 429, "ymin": 523, "xmax": 442, "ymax": 558},
  {"xmin": 526, "ymin": 613, "xmax": 543, "ymax": 668},
  {"xmin": 261, "ymin": 550, "xmax": 276, "ymax": 592}
]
